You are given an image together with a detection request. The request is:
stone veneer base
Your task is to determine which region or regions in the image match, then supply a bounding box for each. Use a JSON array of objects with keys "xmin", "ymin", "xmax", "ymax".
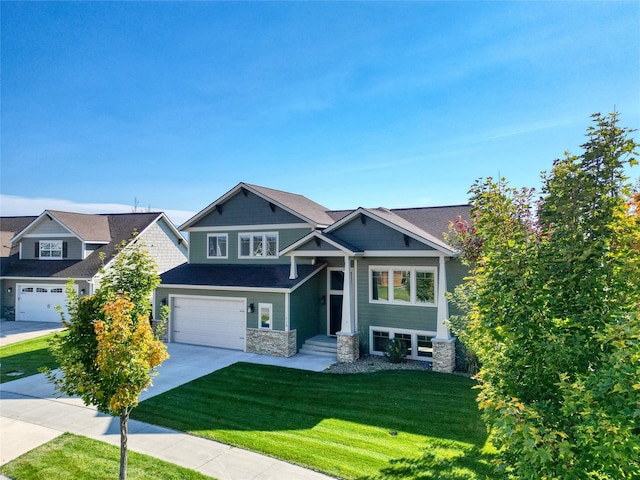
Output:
[
  {"xmin": 432, "ymin": 337, "xmax": 456, "ymax": 373},
  {"xmin": 246, "ymin": 329, "xmax": 297, "ymax": 357},
  {"xmin": 336, "ymin": 332, "xmax": 360, "ymax": 363}
]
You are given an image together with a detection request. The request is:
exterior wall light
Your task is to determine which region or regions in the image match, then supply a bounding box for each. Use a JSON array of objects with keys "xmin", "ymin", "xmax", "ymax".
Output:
[{"xmin": 248, "ymin": 303, "xmax": 254, "ymax": 313}]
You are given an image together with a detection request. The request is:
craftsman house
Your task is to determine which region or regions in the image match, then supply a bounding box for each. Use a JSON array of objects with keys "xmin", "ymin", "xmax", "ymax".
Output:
[
  {"xmin": 155, "ymin": 183, "xmax": 469, "ymax": 372},
  {"xmin": 0, "ymin": 210, "xmax": 188, "ymax": 323}
]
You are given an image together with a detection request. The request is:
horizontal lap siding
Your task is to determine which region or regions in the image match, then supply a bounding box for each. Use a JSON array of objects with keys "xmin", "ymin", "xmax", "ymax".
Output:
[
  {"xmin": 155, "ymin": 287, "xmax": 286, "ymax": 331},
  {"xmin": 189, "ymin": 228, "xmax": 311, "ymax": 264},
  {"xmin": 356, "ymin": 257, "xmax": 439, "ymax": 336},
  {"xmin": 21, "ymin": 237, "xmax": 83, "ymax": 260},
  {"xmin": 289, "ymin": 273, "xmax": 324, "ymax": 349},
  {"xmin": 191, "ymin": 190, "xmax": 305, "ymax": 228}
]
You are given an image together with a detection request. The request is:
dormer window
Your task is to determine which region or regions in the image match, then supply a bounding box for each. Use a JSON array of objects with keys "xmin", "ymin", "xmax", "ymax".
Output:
[{"xmin": 37, "ymin": 240, "xmax": 65, "ymax": 260}]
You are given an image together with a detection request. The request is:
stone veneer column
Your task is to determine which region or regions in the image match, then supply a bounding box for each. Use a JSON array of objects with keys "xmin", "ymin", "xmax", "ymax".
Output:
[
  {"xmin": 432, "ymin": 338, "xmax": 456, "ymax": 373},
  {"xmin": 337, "ymin": 332, "xmax": 359, "ymax": 363}
]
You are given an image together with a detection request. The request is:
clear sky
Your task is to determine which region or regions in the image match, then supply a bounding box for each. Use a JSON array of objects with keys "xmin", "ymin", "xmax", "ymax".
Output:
[{"xmin": 1, "ymin": 1, "xmax": 639, "ymax": 226}]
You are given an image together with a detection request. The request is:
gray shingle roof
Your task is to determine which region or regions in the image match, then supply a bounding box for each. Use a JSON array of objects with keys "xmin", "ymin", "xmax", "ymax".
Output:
[
  {"xmin": 161, "ymin": 263, "xmax": 324, "ymax": 290},
  {"xmin": 242, "ymin": 183, "xmax": 336, "ymax": 226},
  {"xmin": 47, "ymin": 210, "xmax": 111, "ymax": 242},
  {"xmin": 0, "ymin": 216, "xmax": 37, "ymax": 257},
  {"xmin": 1, "ymin": 212, "xmax": 164, "ymax": 279}
]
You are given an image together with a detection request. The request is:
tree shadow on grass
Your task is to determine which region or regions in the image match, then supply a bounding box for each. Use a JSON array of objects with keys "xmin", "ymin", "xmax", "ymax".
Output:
[{"xmin": 360, "ymin": 438, "xmax": 497, "ymax": 480}]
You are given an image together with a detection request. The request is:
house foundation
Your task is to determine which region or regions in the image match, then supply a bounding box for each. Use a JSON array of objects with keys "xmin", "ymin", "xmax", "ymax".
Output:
[
  {"xmin": 432, "ymin": 337, "xmax": 456, "ymax": 373},
  {"xmin": 246, "ymin": 329, "xmax": 297, "ymax": 357},
  {"xmin": 336, "ymin": 332, "xmax": 359, "ymax": 363}
]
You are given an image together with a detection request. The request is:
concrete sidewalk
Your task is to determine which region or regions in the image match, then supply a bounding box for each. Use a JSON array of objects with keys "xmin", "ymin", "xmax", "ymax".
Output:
[
  {"xmin": 1, "ymin": 343, "xmax": 336, "ymax": 479},
  {"xmin": 0, "ymin": 320, "xmax": 64, "ymax": 347}
]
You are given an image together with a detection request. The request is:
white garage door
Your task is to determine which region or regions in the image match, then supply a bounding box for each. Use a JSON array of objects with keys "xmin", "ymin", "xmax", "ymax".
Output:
[
  {"xmin": 16, "ymin": 284, "xmax": 68, "ymax": 323},
  {"xmin": 172, "ymin": 296, "xmax": 246, "ymax": 350}
]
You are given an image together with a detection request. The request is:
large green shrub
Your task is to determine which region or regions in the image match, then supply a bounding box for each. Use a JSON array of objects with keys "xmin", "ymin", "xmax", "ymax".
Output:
[{"xmin": 448, "ymin": 112, "xmax": 640, "ymax": 479}]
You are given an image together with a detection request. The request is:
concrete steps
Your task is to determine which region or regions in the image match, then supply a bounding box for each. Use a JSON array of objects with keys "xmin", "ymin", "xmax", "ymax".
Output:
[{"xmin": 299, "ymin": 335, "xmax": 337, "ymax": 358}]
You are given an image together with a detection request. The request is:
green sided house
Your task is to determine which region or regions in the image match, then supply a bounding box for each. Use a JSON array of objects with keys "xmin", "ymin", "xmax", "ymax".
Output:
[{"xmin": 155, "ymin": 183, "xmax": 469, "ymax": 372}]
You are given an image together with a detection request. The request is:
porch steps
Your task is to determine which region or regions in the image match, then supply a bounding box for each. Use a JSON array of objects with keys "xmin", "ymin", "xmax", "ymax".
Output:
[{"xmin": 299, "ymin": 335, "xmax": 337, "ymax": 358}]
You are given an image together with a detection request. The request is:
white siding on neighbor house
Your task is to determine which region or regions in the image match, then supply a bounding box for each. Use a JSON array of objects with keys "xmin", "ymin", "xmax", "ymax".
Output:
[
  {"xmin": 27, "ymin": 217, "xmax": 71, "ymax": 236},
  {"xmin": 138, "ymin": 219, "xmax": 188, "ymax": 274}
]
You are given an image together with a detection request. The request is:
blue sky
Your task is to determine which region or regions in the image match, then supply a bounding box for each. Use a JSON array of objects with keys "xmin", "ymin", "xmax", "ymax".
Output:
[{"xmin": 2, "ymin": 1, "xmax": 639, "ymax": 226}]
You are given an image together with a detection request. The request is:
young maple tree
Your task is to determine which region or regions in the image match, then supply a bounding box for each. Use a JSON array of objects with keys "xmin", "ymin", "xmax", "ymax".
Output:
[
  {"xmin": 448, "ymin": 112, "xmax": 640, "ymax": 479},
  {"xmin": 47, "ymin": 237, "xmax": 169, "ymax": 480}
]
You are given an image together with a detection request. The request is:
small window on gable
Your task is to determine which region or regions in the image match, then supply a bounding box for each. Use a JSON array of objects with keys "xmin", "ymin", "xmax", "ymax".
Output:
[
  {"xmin": 259, "ymin": 303, "xmax": 273, "ymax": 330},
  {"xmin": 207, "ymin": 234, "xmax": 228, "ymax": 259},
  {"xmin": 39, "ymin": 240, "xmax": 64, "ymax": 260},
  {"xmin": 239, "ymin": 233, "xmax": 278, "ymax": 259}
]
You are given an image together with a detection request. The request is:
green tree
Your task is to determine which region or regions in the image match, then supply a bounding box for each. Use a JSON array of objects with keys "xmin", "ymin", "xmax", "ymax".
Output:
[
  {"xmin": 46, "ymin": 237, "xmax": 169, "ymax": 480},
  {"xmin": 448, "ymin": 112, "xmax": 640, "ymax": 479}
]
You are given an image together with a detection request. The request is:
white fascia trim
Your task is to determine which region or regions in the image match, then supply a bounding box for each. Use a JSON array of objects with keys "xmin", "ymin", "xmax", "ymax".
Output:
[
  {"xmin": 159, "ymin": 284, "xmax": 291, "ymax": 294},
  {"xmin": 280, "ymin": 231, "xmax": 358, "ymax": 256},
  {"xmin": 20, "ymin": 233, "xmax": 82, "ymax": 238},
  {"xmin": 185, "ymin": 223, "xmax": 313, "ymax": 233},
  {"xmin": 326, "ymin": 207, "xmax": 457, "ymax": 256},
  {"xmin": 11, "ymin": 211, "xmax": 80, "ymax": 243},
  {"xmin": 289, "ymin": 263, "xmax": 326, "ymax": 293},
  {"xmin": 179, "ymin": 183, "xmax": 328, "ymax": 230},
  {"xmin": 2, "ymin": 276, "xmax": 93, "ymax": 282},
  {"xmin": 363, "ymin": 250, "xmax": 449, "ymax": 258}
]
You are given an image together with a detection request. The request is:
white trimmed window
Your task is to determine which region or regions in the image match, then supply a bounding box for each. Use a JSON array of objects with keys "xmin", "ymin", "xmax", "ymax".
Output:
[
  {"xmin": 370, "ymin": 267, "xmax": 436, "ymax": 306},
  {"xmin": 207, "ymin": 234, "xmax": 228, "ymax": 259},
  {"xmin": 239, "ymin": 233, "xmax": 278, "ymax": 258},
  {"xmin": 259, "ymin": 303, "xmax": 273, "ymax": 329},
  {"xmin": 369, "ymin": 327, "xmax": 435, "ymax": 361},
  {"xmin": 39, "ymin": 240, "xmax": 64, "ymax": 259}
]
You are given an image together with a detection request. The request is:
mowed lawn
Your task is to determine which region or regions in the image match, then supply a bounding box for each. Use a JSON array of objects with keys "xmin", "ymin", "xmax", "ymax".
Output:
[
  {"xmin": 0, "ymin": 433, "xmax": 213, "ymax": 480},
  {"xmin": 0, "ymin": 333, "xmax": 62, "ymax": 383},
  {"xmin": 133, "ymin": 363, "xmax": 496, "ymax": 479}
]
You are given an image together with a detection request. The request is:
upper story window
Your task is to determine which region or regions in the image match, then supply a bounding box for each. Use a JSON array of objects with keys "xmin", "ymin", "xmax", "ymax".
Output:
[
  {"xmin": 239, "ymin": 233, "xmax": 278, "ymax": 258},
  {"xmin": 370, "ymin": 266, "xmax": 436, "ymax": 306},
  {"xmin": 38, "ymin": 240, "xmax": 64, "ymax": 260},
  {"xmin": 207, "ymin": 234, "xmax": 228, "ymax": 259}
]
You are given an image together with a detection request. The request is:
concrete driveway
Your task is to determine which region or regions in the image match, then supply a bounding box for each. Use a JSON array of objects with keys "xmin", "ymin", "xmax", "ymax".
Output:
[
  {"xmin": 0, "ymin": 320, "xmax": 64, "ymax": 347},
  {"xmin": 1, "ymin": 341, "xmax": 336, "ymax": 479}
]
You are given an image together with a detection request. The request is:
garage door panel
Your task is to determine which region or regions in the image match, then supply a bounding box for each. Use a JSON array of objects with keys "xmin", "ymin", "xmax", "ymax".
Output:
[
  {"xmin": 172, "ymin": 296, "xmax": 246, "ymax": 350},
  {"xmin": 16, "ymin": 284, "xmax": 68, "ymax": 323}
]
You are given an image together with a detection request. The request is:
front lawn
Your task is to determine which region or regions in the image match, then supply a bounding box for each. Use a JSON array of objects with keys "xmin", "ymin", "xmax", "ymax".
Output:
[
  {"xmin": 0, "ymin": 332, "xmax": 62, "ymax": 383},
  {"xmin": 133, "ymin": 363, "xmax": 496, "ymax": 479},
  {"xmin": 0, "ymin": 433, "xmax": 214, "ymax": 480}
]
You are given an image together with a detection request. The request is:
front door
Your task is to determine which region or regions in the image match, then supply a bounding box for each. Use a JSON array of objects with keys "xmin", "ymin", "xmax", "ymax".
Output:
[{"xmin": 328, "ymin": 269, "xmax": 344, "ymax": 336}]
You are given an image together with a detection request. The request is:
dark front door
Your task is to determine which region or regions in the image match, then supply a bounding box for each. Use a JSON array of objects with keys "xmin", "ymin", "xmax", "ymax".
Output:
[
  {"xmin": 328, "ymin": 269, "xmax": 344, "ymax": 336},
  {"xmin": 329, "ymin": 294, "xmax": 343, "ymax": 335}
]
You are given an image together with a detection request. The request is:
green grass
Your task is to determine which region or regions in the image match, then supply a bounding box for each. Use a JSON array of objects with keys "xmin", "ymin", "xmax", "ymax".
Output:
[
  {"xmin": 0, "ymin": 433, "xmax": 214, "ymax": 480},
  {"xmin": 0, "ymin": 333, "xmax": 62, "ymax": 383},
  {"xmin": 133, "ymin": 363, "xmax": 496, "ymax": 479}
]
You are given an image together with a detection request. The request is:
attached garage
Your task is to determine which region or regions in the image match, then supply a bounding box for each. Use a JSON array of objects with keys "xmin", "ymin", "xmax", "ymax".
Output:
[
  {"xmin": 16, "ymin": 283, "xmax": 70, "ymax": 323},
  {"xmin": 171, "ymin": 296, "xmax": 246, "ymax": 350}
]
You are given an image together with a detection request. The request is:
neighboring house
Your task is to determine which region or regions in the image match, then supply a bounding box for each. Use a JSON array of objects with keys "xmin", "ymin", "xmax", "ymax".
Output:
[
  {"xmin": 0, "ymin": 211, "xmax": 188, "ymax": 323},
  {"xmin": 155, "ymin": 183, "xmax": 469, "ymax": 372}
]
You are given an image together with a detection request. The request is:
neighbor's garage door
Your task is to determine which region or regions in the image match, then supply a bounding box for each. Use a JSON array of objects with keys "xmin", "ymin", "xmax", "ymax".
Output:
[
  {"xmin": 172, "ymin": 296, "xmax": 246, "ymax": 350},
  {"xmin": 16, "ymin": 284, "xmax": 68, "ymax": 323}
]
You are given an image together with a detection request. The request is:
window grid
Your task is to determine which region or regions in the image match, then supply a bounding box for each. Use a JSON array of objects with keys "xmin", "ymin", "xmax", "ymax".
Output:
[
  {"xmin": 370, "ymin": 267, "xmax": 437, "ymax": 306},
  {"xmin": 238, "ymin": 233, "xmax": 279, "ymax": 259}
]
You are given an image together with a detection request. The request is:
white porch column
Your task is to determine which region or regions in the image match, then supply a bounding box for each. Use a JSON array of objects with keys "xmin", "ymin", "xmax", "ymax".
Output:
[
  {"xmin": 432, "ymin": 254, "xmax": 456, "ymax": 373},
  {"xmin": 435, "ymin": 254, "xmax": 451, "ymax": 339},
  {"xmin": 289, "ymin": 255, "xmax": 298, "ymax": 280},
  {"xmin": 339, "ymin": 255, "xmax": 354, "ymax": 334}
]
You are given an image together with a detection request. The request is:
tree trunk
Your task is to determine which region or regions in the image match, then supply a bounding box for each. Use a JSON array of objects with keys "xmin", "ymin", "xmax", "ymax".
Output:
[{"xmin": 119, "ymin": 409, "xmax": 129, "ymax": 480}]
